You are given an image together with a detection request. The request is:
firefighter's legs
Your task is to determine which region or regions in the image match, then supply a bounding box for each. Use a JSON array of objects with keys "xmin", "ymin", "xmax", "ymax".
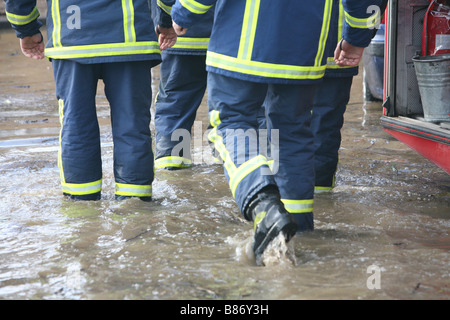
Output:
[
  {"xmin": 102, "ymin": 61, "xmax": 154, "ymax": 201},
  {"xmin": 207, "ymin": 72, "xmax": 274, "ymax": 212},
  {"xmin": 265, "ymin": 83, "xmax": 317, "ymax": 232},
  {"xmin": 154, "ymin": 53, "xmax": 207, "ymax": 170},
  {"xmin": 53, "ymin": 59, "xmax": 102, "ymax": 200},
  {"xmin": 311, "ymin": 76, "xmax": 353, "ymax": 192},
  {"xmin": 207, "ymin": 73, "xmax": 298, "ymax": 264}
]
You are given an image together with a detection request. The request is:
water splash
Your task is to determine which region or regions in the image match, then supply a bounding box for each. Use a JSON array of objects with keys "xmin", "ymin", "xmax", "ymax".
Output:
[
  {"xmin": 226, "ymin": 232, "xmax": 255, "ymax": 264},
  {"xmin": 259, "ymin": 233, "xmax": 297, "ymax": 267},
  {"xmin": 227, "ymin": 232, "xmax": 297, "ymax": 267}
]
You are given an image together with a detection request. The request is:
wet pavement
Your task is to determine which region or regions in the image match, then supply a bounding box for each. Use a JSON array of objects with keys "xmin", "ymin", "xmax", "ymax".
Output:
[{"xmin": 0, "ymin": 28, "xmax": 449, "ymax": 300}]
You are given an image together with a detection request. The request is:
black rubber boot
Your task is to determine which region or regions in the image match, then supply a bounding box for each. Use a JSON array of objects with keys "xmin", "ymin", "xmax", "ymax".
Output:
[
  {"xmin": 115, "ymin": 195, "xmax": 152, "ymax": 202},
  {"xmin": 246, "ymin": 186, "xmax": 298, "ymax": 265},
  {"xmin": 63, "ymin": 192, "xmax": 101, "ymax": 201}
]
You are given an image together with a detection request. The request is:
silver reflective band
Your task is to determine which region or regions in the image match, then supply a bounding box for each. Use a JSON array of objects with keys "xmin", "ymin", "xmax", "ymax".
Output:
[
  {"xmin": 281, "ymin": 199, "xmax": 314, "ymax": 213},
  {"xmin": 207, "ymin": 52, "xmax": 326, "ymax": 80},
  {"xmin": 62, "ymin": 181, "xmax": 102, "ymax": 194},
  {"xmin": 116, "ymin": 185, "xmax": 152, "ymax": 195},
  {"xmin": 344, "ymin": 9, "xmax": 381, "ymax": 29},
  {"xmin": 45, "ymin": 42, "xmax": 160, "ymax": 59},
  {"xmin": 5, "ymin": 7, "xmax": 39, "ymax": 25}
]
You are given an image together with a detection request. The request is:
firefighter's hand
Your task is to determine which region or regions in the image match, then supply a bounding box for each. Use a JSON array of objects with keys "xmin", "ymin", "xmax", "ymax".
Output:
[
  {"xmin": 334, "ymin": 39, "xmax": 364, "ymax": 67},
  {"xmin": 172, "ymin": 20, "xmax": 187, "ymax": 36},
  {"xmin": 20, "ymin": 32, "xmax": 45, "ymax": 60},
  {"xmin": 157, "ymin": 26, "xmax": 177, "ymax": 50}
]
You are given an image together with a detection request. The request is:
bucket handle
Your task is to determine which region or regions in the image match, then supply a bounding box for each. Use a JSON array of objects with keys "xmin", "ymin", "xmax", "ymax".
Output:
[{"xmin": 422, "ymin": 0, "xmax": 436, "ymax": 56}]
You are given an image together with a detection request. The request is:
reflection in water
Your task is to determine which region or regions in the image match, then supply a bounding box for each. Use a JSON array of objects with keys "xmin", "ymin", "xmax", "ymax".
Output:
[{"xmin": 0, "ymin": 29, "xmax": 449, "ymax": 300}]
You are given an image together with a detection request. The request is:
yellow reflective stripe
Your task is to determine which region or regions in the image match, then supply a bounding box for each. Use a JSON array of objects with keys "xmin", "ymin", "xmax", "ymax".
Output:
[
  {"xmin": 338, "ymin": 1, "xmax": 344, "ymax": 42},
  {"xmin": 326, "ymin": 57, "xmax": 355, "ymax": 69},
  {"xmin": 155, "ymin": 156, "xmax": 192, "ymax": 169},
  {"xmin": 209, "ymin": 110, "xmax": 221, "ymax": 127},
  {"xmin": 5, "ymin": 7, "xmax": 40, "ymax": 25},
  {"xmin": 115, "ymin": 183, "xmax": 152, "ymax": 197},
  {"xmin": 281, "ymin": 199, "xmax": 314, "ymax": 213},
  {"xmin": 62, "ymin": 179, "xmax": 102, "ymax": 195},
  {"xmin": 238, "ymin": 0, "xmax": 261, "ymax": 60},
  {"xmin": 229, "ymin": 155, "xmax": 268, "ymax": 197},
  {"xmin": 344, "ymin": 10, "xmax": 380, "ymax": 29},
  {"xmin": 208, "ymin": 110, "xmax": 236, "ymax": 175},
  {"xmin": 172, "ymin": 37, "xmax": 209, "ymax": 50},
  {"xmin": 207, "ymin": 51, "xmax": 326, "ymax": 80},
  {"xmin": 179, "ymin": 0, "xmax": 213, "ymax": 14},
  {"xmin": 315, "ymin": 0, "xmax": 333, "ymax": 67},
  {"xmin": 57, "ymin": 99, "xmax": 65, "ymax": 184},
  {"xmin": 45, "ymin": 41, "xmax": 160, "ymax": 59},
  {"xmin": 208, "ymin": 127, "xmax": 236, "ymax": 176},
  {"xmin": 327, "ymin": 57, "xmax": 337, "ymax": 66},
  {"xmin": 157, "ymin": 0, "xmax": 172, "ymax": 14},
  {"xmin": 52, "ymin": 0, "xmax": 62, "ymax": 47},
  {"xmin": 208, "ymin": 111, "xmax": 270, "ymax": 197},
  {"xmin": 122, "ymin": 0, "xmax": 136, "ymax": 42},
  {"xmin": 254, "ymin": 211, "xmax": 267, "ymax": 231},
  {"xmin": 314, "ymin": 186, "xmax": 333, "ymax": 193},
  {"xmin": 267, "ymin": 159, "xmax": 274, "ymax": 172}
]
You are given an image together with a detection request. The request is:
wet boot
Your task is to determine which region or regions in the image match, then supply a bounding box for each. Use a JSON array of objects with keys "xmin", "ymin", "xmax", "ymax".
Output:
[
  {"xmin": 246, "ymin": 186, "xmax": 298, "ymax": 265},
  {"xmin": 63, "ymin": 192, "xmax": 101, "ymax": 201}
]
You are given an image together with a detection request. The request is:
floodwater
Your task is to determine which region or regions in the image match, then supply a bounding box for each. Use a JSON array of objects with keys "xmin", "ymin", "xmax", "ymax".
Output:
[{"xmin": 0, "ymin": 28, "xmax": 449, "ymax": 300}]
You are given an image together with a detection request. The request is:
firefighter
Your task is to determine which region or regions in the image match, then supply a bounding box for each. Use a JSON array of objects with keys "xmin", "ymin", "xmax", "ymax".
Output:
[
  {"xmin": 171, "ymin": 0, "xmax": 384, "ymax": 264},
  {"xmin": 260, "ymin": 0, "xmax": 388, "ymax": 194},
  {"xmin": 150, "ymin": 0, "xmax": 214, "ymax": 170},
  {"xmin": 313, "ymin": 0, "xmax": 388, "ymax": 193},
  {"xmin": 5, "ymin": 0, "xmax": 176, "ymax": 201}
]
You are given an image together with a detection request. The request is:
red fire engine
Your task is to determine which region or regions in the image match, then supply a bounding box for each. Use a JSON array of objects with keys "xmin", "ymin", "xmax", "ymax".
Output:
[{"xmin": 380, "ymin": 0, "xmax": 450, "ymax": 174}]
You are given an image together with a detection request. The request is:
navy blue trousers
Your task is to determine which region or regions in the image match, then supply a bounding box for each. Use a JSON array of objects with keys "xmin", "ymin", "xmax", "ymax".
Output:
[
  {"xmin": 52, "ymin": 59, "xmax": 154, "ymax": 200},
  {"xmin": 311, "ymin": 76, "xmax": 353, "ymax": 190},
  {"xmin": 208, "ymin": 72, "xmax": 317, "ymax": 231},
  {"xmin": 154, "ymin": 53, "xmax": 207, "ymax": 169}
]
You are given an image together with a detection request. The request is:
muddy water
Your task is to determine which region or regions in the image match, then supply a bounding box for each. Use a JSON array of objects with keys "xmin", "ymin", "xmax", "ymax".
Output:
[{"xmin": 0, "ymin": 28, "xmax": 449, "ymax": 300}]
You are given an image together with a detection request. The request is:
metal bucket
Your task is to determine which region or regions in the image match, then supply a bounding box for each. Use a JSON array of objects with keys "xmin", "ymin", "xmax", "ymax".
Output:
[{"xmin": 412, "ymin": 54, "xmax": 450, "ymax": 122}]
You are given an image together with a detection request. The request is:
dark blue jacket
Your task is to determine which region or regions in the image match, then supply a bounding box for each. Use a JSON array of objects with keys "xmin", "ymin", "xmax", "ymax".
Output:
[
  {"xmin": 171, "ymin": 0, "xmax": 385, "ymax": 84},
  {"xmin": 5, "ymin": 0, "xmax": 173, "ymax": 64},
  {"xmin": 326, "ymin": 0, "xmax": 388, "ymax": 78},
  {"xmin": 151, "ymin": 0, "xmax": 214, "ymax": 55}
]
